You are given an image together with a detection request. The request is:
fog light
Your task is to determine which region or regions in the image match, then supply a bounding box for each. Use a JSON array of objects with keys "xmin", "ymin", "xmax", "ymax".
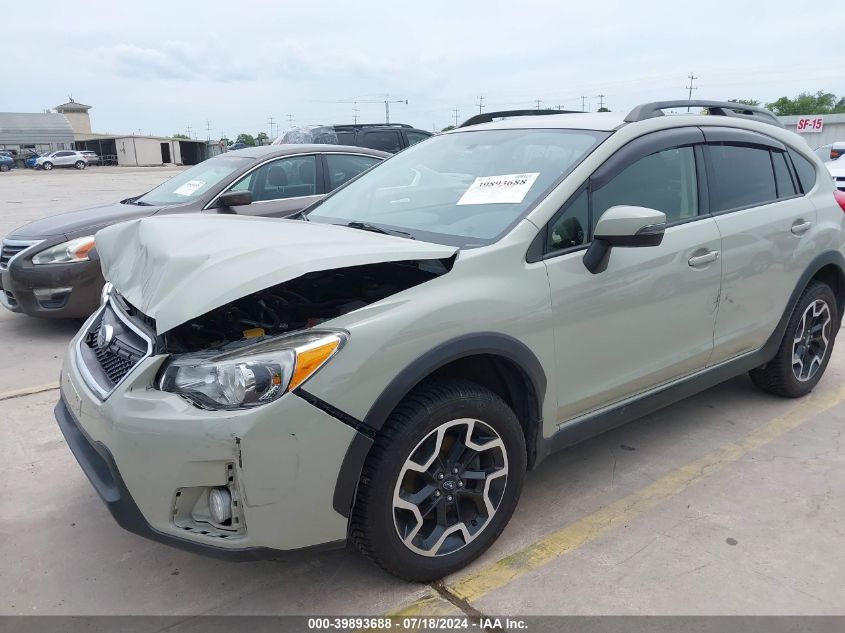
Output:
[{"xmin": 208, "ymin": 487, "xmax": 232, "ymax": 524}]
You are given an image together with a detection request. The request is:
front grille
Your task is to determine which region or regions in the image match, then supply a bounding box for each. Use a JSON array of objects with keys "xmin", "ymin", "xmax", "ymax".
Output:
[
  {"xmin": 0, "ymin": 241, "xmax": 36, "ymax": 269},
  {"xmin": 78, "ymin": 300, "xmax": 152, "ymax": 398}
]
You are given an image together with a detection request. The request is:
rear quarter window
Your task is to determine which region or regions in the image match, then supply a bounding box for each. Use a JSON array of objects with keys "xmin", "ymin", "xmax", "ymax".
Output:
[{"xmin": 788, "ymin": 149, "xmax": 817, "ymax": 193}]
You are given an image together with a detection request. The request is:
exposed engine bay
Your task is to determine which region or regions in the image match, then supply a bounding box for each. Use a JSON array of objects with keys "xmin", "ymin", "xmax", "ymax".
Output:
[{"xmin": 159, "ymin": 259, "xmax": 452, "ymax": 353}]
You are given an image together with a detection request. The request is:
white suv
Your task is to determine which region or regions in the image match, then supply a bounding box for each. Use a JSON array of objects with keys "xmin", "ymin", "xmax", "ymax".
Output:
[{"xmin": 36, "ymin": 150, "xmax": 88, "ymax": 170}]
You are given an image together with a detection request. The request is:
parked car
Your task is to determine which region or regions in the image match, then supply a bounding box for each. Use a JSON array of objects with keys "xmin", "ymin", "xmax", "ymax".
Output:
[
  {"xmin": 826, "ymin": 157, "xmax": 845, "ymax": 192},
  {"xmin": 228, "ymin": 142, "xmax": 248, "ymax": 151},
  {"xmin": 24, "ymin": 152, "xmax": 43, "ymax": 169},
  {"xmin": 80, "ymin": 150, "xmax": 100, "ymax": 165},
  {"xmin": 0, "ymin": 145, "xmax": 386, "ymax": 318},
  {"xmin": 815, "ymin": 141, "xmax": 845, "ymax": 162},
  {"xmin": 35, "ymin": 150, "xmax": 89, "ymax": 170},
  {"xmin": 55, "ymin": 101, "xmax": 845, "ymax": 581},
  {"xmin": 0, "ymin": 153, "xmax": 13, "ymax": 172},
  {"xmin": 274, "ymin": 123, "xmax": 432, "ymax": 153}
]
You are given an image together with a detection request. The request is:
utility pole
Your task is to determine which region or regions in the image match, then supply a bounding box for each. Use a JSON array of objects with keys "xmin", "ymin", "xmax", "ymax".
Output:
[
  {"xmin": 686, "ymin": 72, "xmax": 698, "ymax": 111},
  {"xmin": 477, "ymin": 95, "xmax": 485, "ymax": 114},
  {"xmin": 382, "ymin": 94, "xmax": 407, "ymax": 124},
  {"xmin": 452, "ymin": 107, "xmax": 459, "ymax": 127},
  {"xmin": 596, "ymin": 94, "xmax": 606, "ymax": 111},
  {"xmin": 287, "ymin": 114, "xmax": 294, "ymax": 127},
  {"xmin": 206, "ymin": 120, "xmax": 211, "ymax": 141},
  {"xmin": 352, "ymin": 102, "xmax": 359, "ymax": 124},
  {"xmin": 554, "ymin": 104, "xmax": 564, "ymax": 111},
  {"xmin": 535, "ymin": 98, "xmax": 543, "ymax": 110},
  {"xmin": 581, "ymin": 95, "xmax": 587, "ymax": 112},
  {"xmin": 186, "ymin": 125, "xmax": 192, "ymax": 139},
  {"xmin": 268, "ymin": 115, "xmax": 275, "ymax": 139}
]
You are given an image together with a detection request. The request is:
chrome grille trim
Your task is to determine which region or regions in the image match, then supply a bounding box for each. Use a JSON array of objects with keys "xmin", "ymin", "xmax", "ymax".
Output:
[
  {"xmin": 0, "ymin": 239, "xmax": 43, "ymax": 270},
  {"xmin": 75, "ymin": 295, "xmax": 154, "ymax": 400}
]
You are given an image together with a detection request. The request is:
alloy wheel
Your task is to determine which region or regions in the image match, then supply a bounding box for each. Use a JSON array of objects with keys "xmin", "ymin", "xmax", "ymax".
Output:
[
  {"xmin": 392, "ymin": 418, "xmax": 508, "ymax": 557},
  {"xmin": 792, "ymin": 299, "xmax": 832, "ymax": 382}
]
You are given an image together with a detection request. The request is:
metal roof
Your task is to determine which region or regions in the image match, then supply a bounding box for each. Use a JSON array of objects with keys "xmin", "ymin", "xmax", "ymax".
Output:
[
  {"xmin": 55, "ymin": 100, "xmax": 92, "ymax": 111},
  {"xmin": 0, "ymin": 112, "xmax": 74, "ymax": 145}
]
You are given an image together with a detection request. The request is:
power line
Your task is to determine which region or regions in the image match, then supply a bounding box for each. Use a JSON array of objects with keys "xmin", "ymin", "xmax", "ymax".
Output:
[{"xmin": 686, "ymin": 72, "xmax": 699, "ymax": 111}]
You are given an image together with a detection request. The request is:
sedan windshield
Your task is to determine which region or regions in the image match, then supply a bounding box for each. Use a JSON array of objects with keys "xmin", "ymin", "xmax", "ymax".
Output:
[
  {"xmin": 306, "ymin": 128, "xmax": 608, "ymax": 246},
  {"xmin": 136, "ymin": 155, "xmax": 253, "ymax": 206}
]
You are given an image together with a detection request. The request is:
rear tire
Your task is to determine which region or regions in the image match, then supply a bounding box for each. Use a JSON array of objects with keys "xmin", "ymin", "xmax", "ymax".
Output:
[
  {"xmin": 74, "ymin": 160, "xmax": 86, "ymax": 170},
  {"xmin": 350, "ymin": 380, "xmax": 526, "ymax": 581},
  {"xmin": 42, "ymin": 162, "xmax": 53, "ymax": 171},
  {"xmin": 750, "ymin": 281, "xmax": 838, "ymax": 397}
]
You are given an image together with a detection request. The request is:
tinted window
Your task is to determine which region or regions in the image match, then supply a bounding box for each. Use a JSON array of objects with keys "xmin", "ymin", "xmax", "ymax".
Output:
[
  {"xmin": 231, "ymin": 155, "xmax": 318, "ymax": 201},
  {"xmin": 789, "ymin": 149, "xmax": 817, "ymax": 193},
  {"xmin": 548, "ymin": 189, "xmax": 588, "ymax": 251},
  {"xmin": 362, "ymin": 131, "xmax": 402, "ymax": 153},
  {"xmin": 406, "ymin": 131, "xmax": 431, "ymax": 146},
  {"xmin": 335, "ymin": 131, "xmax": 355, "ymax": 146},
  {"xmin": 137, "ymin": 155, "xmax": 251, "ymax": 205},
  {"xmin": 708, "ymin": 144, "xmax": 777, "ymax": 211},
  {"xmin": 592, "ymin": 146, "xmax": 698, "ymax": 227},
  {"xmin": 773, "ymin": 151, "xmax": 797, "ymax": 198},
  {"xmin": 325, "ymin": 154, "xmax": 380, "ymax": 190}
]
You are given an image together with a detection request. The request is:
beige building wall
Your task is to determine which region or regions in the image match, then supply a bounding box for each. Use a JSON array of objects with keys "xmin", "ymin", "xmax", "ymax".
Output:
[{"xmin": 61, "ymin": 111, "xmax": 92, "ymax": 134}]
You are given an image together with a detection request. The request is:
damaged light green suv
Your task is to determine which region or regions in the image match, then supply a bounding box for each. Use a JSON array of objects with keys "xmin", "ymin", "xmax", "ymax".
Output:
[{"xmin": 57, "ymin": 101, "xmax": 845, "ymax": 581}]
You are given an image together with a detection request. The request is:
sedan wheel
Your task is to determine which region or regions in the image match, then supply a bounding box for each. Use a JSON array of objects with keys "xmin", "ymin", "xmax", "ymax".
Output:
[
  {"xmin": 42, "ymin": 162, "xmax": 53, "ymax": 171},
  {"xmin": 74, "ymin": 161, "xmax": 86, "ymax": 170}
]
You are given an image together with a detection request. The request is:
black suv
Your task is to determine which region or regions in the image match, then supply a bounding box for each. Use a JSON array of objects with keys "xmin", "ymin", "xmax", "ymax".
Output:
[{"xmin": 275, "ymin": 124, "xmax": 432, "ymax": 154}]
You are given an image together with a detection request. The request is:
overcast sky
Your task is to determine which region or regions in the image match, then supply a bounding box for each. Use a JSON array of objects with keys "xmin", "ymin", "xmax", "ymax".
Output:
[{"xmin": 2, "ymin": 1, "xmax": 843, "ymax": 139}]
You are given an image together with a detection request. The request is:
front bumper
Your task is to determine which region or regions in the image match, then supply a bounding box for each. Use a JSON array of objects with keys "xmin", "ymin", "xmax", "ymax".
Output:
[
  {"xmin": 0, "ymin": 257, "xmax": 103, "ymax": 318},
  {"xmin": 57, "ymin": 323, "xmax": 359, "ymax": 557}
]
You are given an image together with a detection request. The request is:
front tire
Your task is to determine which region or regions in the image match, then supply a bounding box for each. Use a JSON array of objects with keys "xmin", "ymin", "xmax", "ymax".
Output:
[
  {"xmin": 750, "ymin": 281, "xmax": 838, "ymax": 397},
  {"xmin": 351, "ymin": 380, "xmax": 526, "ymax": 582},
  {"xmin": 42, "ymin": 162, "xmax": 53, "ymax": 171},
  {"xmin": 0, "ymin": 164, "xmax": 9, "ymax": 172}
]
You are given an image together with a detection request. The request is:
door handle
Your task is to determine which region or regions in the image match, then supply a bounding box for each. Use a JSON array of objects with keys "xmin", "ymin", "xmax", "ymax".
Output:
[
  {"xmin": 688, "ymin": 250, "xmax": 719, "ymax": 267},
  {"xmin": 791, "ymin": 220, "xmax": 812, "ymax": 235}
]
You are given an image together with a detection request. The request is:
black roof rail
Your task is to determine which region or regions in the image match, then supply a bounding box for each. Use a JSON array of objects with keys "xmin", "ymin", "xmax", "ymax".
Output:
[
  {"xmin": 332, "ymin": 123, "xmax": 413, "ymax": 129},
  {"xmin": 459, "ymin": 109, "xmax": 581, "ymax": 128},
  {"xmin": 624, "ymin": 100, "xmax": 783, "ymax": 128}
]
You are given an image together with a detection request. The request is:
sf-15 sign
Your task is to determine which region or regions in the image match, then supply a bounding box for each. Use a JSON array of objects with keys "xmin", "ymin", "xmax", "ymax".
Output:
[{"xmin": 796, "ymin": 116, "xmax": 824, "ymax": 133}]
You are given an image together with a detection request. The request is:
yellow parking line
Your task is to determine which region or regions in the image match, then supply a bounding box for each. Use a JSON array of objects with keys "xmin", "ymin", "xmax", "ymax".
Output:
[
  {"xmin": 0, "ymin": 382, "xmax": 60, "ymax": 402},
  {"xmin": 390, "ymin": 383, "xmax": 845, "ymax": 614}
]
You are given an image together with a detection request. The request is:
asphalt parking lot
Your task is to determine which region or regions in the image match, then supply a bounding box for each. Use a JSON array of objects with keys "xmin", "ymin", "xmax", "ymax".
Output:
[{"xmin": 1, "ymin": 167, "xmax": 845, "ymax": 619}]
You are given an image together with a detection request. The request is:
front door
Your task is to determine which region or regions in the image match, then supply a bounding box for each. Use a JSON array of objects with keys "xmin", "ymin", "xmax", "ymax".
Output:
[
  {"xmin": 223, "ymin": 154, "xmax": 323, "ymax": 218},
  {"xmin": 543, "ymin": 134, "xmax": 722, "ymax": 423}
]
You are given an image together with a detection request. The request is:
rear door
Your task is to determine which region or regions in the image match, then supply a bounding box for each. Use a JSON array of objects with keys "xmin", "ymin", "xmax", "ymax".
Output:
[
  {"xmin": 703, "ymin": 128, "xmax": 818, "ymax": 362},
  {"xmin": 359, "ymin": 130, "xmax": 403, "ymax": 154},
  {"xmin": 542, "ymin": 128, "xmax": 723, "ymax": 422},
  {"xmin": 322, "ymin": 153, "xmax": 381, "ymax": 192}
]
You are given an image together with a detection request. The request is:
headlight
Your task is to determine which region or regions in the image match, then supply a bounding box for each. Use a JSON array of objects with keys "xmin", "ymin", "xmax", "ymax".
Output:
[
  {"xmin": 100, "ymin": 282, "xmax": 113, "ymax": 306},
  {"xmin": 158, "ymin": 330, "xmax": 346, "ymax": 410},
  {"xmin": 32, "ymin": 236, "xmax": 96, "ymax": 265}
]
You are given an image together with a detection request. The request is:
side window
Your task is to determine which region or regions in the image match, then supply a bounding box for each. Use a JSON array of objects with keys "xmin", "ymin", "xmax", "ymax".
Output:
[
  {"xmin": 592, "ymin": 146, "xmax": 698, "ymax": 229},
  {"xmin": 547, "ymin": 189, "xmax": 589, "ymax": 252},
  {"xmin": 229, "ymin": 155, "xmax": 318, "ymax": 202},
  {"xmin": 772, "ymin": 151, "xmax": 797, "ymax": 198},
  {"xmin": 708, "ymin": 144, "xmax": 777, "ymax": 212},
  {"xmin": 325, "ymin": 154, "xmax": 380, "ymax": 191},
  {"xmin": 335, "ymin": 131, "xmax": 355, "ymax": 146},
  {"xmin": 788, "ymin": 149, "xmax": 817, "ymax": 194},
  {"xmin": 405, "ymin": 131, "xmax": 430, "ymax": 146},
  {"xmin": 362, "ymin": 131, "xmax": 402, "ymax": 153}
]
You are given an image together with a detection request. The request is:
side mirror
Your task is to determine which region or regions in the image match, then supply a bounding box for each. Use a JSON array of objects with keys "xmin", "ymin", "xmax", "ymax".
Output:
[
  {"xmin": 216, "ymin": 190, "xmax": 253, "ymax": 212},
  {"xmin": 583, "ymin": 205, "xmax": 666, "ymax": 274}
]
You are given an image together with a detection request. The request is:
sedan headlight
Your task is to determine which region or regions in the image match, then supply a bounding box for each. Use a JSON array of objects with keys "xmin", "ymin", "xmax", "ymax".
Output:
[
  {"xmin": 32, "ymin": 236, "xmax": 96, "ymax": 265},
  {"xmin": 158, "ymin": 330, "xmax": 346, "ymax": 410}
]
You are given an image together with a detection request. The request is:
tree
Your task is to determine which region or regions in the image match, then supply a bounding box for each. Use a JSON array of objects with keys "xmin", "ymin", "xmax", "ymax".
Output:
[
  {"xmin": 597, "ymin": 106, "xmax": 611, "ymax": 112},
  {"xmin": 255, "ymin": 132, "xmax": 269, "ymax": 145},
  {"xmin": 440, "ymin": 125, "xmax": 456, "ymax": 132},
  {"xmin": 235, "ymin": 133, "xmax": 256, "ymax": 147},
  {"xmin": 172, "ymin": 133, "xmax": 189, "ymax": 139},
  {"xmin": 728, "ymin": 98, "xmax": 760, "ymax": 106},
  {"xmin": 766, "ymin": 91, "xmax": 845, "ymax": 116}
]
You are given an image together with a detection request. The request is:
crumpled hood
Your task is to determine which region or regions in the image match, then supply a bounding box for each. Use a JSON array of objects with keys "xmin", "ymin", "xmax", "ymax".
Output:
[{"xmin": 96, "ymin": 215, "xmax": 457, "ymax": 334}]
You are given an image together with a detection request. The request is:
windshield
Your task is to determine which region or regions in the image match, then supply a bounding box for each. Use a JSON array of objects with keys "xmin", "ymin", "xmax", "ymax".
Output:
[
  {"xmin": 306, "ymin": 128, "xmax": 608, "ymax": 246},
  {"xmin": 136, "ymin": 155, "xmax": 252, "ymax": 206}
]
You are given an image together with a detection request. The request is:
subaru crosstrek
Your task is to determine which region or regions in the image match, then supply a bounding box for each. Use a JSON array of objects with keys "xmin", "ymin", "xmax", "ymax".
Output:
[{"xmin": 56, "ymin": 101, "xmax": 845, "ymax": 581}]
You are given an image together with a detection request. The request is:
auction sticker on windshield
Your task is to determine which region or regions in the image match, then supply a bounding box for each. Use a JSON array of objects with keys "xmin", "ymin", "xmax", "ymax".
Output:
[
  {"xmin": 172, "ymin": 180, "xmax": 207, "ymax": 197},
  {"xmin": 457, "ymin": 173, "xmax": 539, "ymax": 205}
]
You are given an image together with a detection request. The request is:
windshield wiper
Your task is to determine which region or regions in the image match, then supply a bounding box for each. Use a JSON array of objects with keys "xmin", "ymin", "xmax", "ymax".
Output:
[{"xmin": 341, "ymin": 221, "xmax": 415, "ymax": 240}]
